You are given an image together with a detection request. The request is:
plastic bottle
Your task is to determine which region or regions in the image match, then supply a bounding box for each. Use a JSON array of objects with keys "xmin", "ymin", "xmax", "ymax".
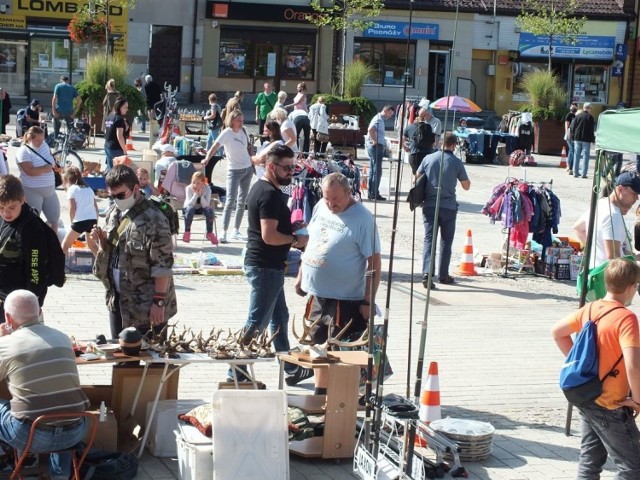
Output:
[{"xmin": 99, "ymin": 401, "xmax": 107, "ymax": 422}]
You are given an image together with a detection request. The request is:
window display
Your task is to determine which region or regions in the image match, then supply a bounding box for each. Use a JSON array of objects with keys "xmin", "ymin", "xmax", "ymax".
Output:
[
  {"xmin": 353, "ymin": 40, "xmax": 415, "ymax": 87},
  {"xmin": 219, "ymin": 40, "xmax": 251, "ymax": 77},
  {"xmin": 282, "ymin": 45, "xmax": 313, "ymax": 79},
  {"xmin": 573, "ymin": 65, "xmax": 608, "ymax": 104}
]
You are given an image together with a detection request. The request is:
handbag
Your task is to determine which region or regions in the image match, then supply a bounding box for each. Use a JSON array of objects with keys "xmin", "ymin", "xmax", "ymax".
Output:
[
  {"xmin": 406, "ymin": 174, "xmax": 427, "ymax": 211},
  {"xmin": 25, "ymin": 145, "xmax": 62, "ymax": 187},
  {"xmin": 315, "ymin": 132, "xmax": 330, "ymax": 143}
]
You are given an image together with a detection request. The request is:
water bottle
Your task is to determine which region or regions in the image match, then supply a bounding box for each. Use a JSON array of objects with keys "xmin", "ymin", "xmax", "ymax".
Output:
[{"xmin": 99, "ymin": 401, "xmax": 107, "ymax": 422}]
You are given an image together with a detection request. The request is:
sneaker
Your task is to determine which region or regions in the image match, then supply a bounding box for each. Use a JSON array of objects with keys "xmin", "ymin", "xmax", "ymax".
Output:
[
  {"xmin": 182, "ymin": 231, "xmax": 191, "ymax": 243},
  {"xmin": 422, "ymin": 274, "xmax": 436, "ymax": 290},
  {"xmin": 375, "ymin": 194, "xmax": 387, "ymax": 201},
  {"xmin": 231, "ymin": 230, "xmax": 248, "ymax": 241},
  {"xmin": 206, "ymin": 232, "xmax": 219, "ymax": 245},
  {"xmin": 219, "ymin": 231, "xmax": 228, "ymax": 244},
  {"xmin": 439, "ymin": 275, "xmax": 456, "ymax": 285},
  {"xmin": 285, "ymin": 366, "xmax": 314, "ymax": 386}
]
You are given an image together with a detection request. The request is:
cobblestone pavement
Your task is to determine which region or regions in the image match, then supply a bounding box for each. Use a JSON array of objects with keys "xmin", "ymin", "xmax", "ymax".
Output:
[{"xmin": 5, "ymin": 125, "xmax": 632, "ymax": 479}]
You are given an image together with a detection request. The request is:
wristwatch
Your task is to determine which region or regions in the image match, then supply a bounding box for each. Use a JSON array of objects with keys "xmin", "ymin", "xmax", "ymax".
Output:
[{"xmin": 153, "ymin": 297, "xmax": 166, "ymax": 308}]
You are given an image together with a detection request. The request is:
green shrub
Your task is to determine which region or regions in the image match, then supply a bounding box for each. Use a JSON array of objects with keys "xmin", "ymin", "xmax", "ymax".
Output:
[
  {"xmin": 309, "ymin": 94, "xmax": 377, "ymax": 124},
  {"xmin": 342, "ymin": 60, "xmax": 375, "ymax": 99},
  {"xmin": 85, "ymin": 54, "xmax": 128, "ymax": 86},
  {"xmin": 520, "ymin": 70, "xmax": 567, "ymax": 121}
]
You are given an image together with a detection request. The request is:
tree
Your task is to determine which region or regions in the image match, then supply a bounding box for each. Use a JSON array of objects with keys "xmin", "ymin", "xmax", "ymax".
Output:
[
  {"xmin": 516, "ymin": 0, "xmax": 586, "ymax": 72},
  {"xmin": 308, "ymin": 0, "xmax": 384, "ymax": 97}
]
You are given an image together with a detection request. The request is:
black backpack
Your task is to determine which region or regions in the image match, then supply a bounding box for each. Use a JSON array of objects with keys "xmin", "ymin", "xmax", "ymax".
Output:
[
  {"xmin": 414, "ymin": 121, "xmax": 434, "ymax": 150},
  {"xmin": 16, "ymin": 211, "xmax": 66, "ymax": 288},
  {"xmin": 208, "ymin": 104, "xmax": 222, "ymax": 130}
]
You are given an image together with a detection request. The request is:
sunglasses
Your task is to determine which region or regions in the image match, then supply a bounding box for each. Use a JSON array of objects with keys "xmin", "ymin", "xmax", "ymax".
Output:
[
  {"xmin": 108, "ymin": 190, "xmax": 131, "ymax": 201},
  {"xmin": 275, "ymin": 163, "xmax": 295, "ymax": 172}
]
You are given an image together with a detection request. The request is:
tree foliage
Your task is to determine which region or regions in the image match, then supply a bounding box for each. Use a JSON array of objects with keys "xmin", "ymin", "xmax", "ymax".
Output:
[
  {"xmin": 516, "ymin": 0, "xmax": 586, "ymax": 71},
  {"xmin": 308, "ymin": 0, "xmax": 383, "ymax": 31}
]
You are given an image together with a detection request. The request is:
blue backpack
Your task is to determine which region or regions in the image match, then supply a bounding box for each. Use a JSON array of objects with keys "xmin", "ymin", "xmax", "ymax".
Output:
[{"xmin": 559, "ymin": 305, "xmax": 624, "ymax": 407}]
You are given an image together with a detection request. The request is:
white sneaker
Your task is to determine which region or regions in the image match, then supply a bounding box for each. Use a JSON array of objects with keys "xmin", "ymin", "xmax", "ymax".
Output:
[
  {"xmin": 231, "ymin": 230, "xmax": 247, "ymax": 241},
  {"xmin": 219, "ymin": 231, "xmax": 228, "ymax": 244}
]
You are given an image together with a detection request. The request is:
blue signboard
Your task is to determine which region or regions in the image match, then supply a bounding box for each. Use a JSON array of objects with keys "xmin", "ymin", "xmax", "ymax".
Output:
[
  {"xmin": 363, "ymin": 21, "xmax": 439, "ymax": 40},
  {"xmin": 518, "ymin": 33, "xmax": 615, "ymax": 60},
  {"xmin": 612, "ymin": 44, "xmax": 626, "ymax": 77}
]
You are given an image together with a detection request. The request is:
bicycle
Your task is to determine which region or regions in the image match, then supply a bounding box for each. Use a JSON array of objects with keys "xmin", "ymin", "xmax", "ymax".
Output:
[{"xmin": 52, "ymin": 120, "xmax": 85, "ymax": 172}]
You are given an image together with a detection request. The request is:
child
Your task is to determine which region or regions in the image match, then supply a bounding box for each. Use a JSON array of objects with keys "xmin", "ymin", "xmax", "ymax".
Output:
[
  {"xmin": 0, "ymin": 174, "xmax": 50, "ymax": 318},
  {"xmin": 136, "ymin": 167, "xmax": 159, "ymax": 197},
  {"xmin": 183, "ymin": 171, "xmax": 218, "ymax": 245},
  {"xmin": 62, "ymin": 166, "xmax": 98, "ymax": 255}
]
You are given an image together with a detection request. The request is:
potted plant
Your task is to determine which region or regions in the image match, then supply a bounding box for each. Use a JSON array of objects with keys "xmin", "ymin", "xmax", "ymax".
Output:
[
  {"xmin": 519, "ymin": 70, "xmax": 567, "ymax": 155},
  {"xmin": 76, "ymin": 54, "xmax": 145, "ymax": 133}
]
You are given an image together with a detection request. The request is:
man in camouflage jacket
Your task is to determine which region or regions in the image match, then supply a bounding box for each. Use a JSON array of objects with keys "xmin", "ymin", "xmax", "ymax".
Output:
[{"xmin": 91, "ymin": 165, "xmax": 177, "ymax": 339}]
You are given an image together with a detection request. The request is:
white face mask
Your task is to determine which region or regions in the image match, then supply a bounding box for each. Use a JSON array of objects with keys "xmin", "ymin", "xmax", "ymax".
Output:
[{"xmin": 114, "ymin": 194, "xmax": 136, "ymax": 212}]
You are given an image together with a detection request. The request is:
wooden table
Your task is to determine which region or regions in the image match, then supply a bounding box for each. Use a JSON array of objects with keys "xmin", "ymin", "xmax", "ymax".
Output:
[{"xmin": 278, "ymin": 351, "xmax": 367, "ymax": 459}]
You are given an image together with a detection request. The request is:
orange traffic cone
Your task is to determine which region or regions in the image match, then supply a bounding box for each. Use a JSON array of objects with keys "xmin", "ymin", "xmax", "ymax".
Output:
[
  {"xmin": 125, "ymin": 135, "xmax": 135, "ymax": 151},
  {"xmin": 360, "ymin": 165, "xmax": 368, "ymax": 191},
  {"xmin": 457, "ymin": 229, "xmax": 477, "ymax": 276},
  {"xmin": 559, "ymin": 146, "xmax": 567, "ymax": 168},
  {"xmin": 419, "ymin": 362, "xmax": 441, "ymax": 423}
]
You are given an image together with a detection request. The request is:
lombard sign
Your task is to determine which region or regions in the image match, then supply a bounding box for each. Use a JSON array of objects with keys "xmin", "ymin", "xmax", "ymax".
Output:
[
  {"xmin": 363, "ymin": 21, "xmax": 439, "ymax": 40},
  {"xmin": 518, "ymin": 33, "xmax": 615, "ymax": 60}
]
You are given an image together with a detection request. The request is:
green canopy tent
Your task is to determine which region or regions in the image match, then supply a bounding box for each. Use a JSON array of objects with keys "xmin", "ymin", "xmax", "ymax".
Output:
[{"xmin": 567, "ymin": 108, "xmax": 640, "ymax": 435}]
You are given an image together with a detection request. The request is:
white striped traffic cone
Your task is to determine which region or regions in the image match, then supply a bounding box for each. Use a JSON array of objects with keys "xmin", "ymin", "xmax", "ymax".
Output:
[
  {"xmin": 457, "ymin": 229, "xmax": 477, "ymax": 276},
  {"xmin": 419, "ymin": 361, "xmax": 442, "ymax": 423}
]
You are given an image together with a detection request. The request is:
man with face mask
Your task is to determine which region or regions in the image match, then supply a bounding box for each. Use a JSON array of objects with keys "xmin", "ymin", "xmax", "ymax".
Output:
[
  {"xmin": 551, "ymin": 257, "xmax": 640, "ymax": 478},
  {"xmin": 235, "ymin": 145, "xmax": 308, "ymax": 383},
  {"xmin": 90, "ymin": 165, "xmax": 177, "ymax": 339}
]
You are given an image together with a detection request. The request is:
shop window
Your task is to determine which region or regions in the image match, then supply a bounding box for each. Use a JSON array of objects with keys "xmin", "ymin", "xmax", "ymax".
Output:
[
  {"xmin": 281, "ymin": 44, "xmax": 314, "ymax": 79},
  {"xmin": 573, "ymin": 65, "xmax": 607, "ymax": 104},
  {"xmin": 353, "ymin": 40, "xmax": 415, "ymax": 87},
  {"xmin": 511, "ymin": 61, "xmax": 546, "ymax": 102},
  {"xmin": 219, "ymin": 39, "xmax": 252, "ymax": 77}
]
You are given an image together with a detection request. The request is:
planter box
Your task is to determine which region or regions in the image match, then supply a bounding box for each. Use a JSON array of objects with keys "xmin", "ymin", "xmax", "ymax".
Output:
[{"xmin": 534, "ymin": 119, "xmax": 565, "ymax": 155}]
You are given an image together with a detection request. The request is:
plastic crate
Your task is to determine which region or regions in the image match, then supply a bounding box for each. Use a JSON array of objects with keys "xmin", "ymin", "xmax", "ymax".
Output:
[{"xmin": 176, "ymin": 425, "xmax": 213, "ymax": 480}]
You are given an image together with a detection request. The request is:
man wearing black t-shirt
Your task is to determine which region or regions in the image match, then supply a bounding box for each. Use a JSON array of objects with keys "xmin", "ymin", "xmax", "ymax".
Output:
[{"xmin": 238, "ymin": 145, "xmax": 308, "ymax": 381}]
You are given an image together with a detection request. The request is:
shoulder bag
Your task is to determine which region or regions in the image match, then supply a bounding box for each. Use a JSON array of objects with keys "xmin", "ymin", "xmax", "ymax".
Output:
[{"xmin": 25, "ymin": 144, "xmax": 62, "ymax": 187}]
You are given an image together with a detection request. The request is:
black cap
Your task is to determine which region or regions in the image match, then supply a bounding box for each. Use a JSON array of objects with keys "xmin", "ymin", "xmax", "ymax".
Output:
[
  {"xmin": 30, "ymin": 99, "xmax": 39, "ymax": 107},
  {"xmin": 616, "ymin": 172, "xmax": 640, "ymax": 194}
]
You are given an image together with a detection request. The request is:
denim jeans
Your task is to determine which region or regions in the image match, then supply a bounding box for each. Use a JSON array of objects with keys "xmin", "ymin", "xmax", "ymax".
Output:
[
  {"xmin": 566, "ymin": 140, "xmax": 574, "ymax": 170},
  {"xmin": 239, "ymin": 266, "xmax": 294, "ymax": 375},
  {"xmin": 53, "ymin": 114, "xmax": 74, "ymax": 139},
  {"xmin": 0, "ymin": 400, "xmax": 88, "ymax": 477},
  {"xmin": 222, "ymin": 167, "xmax": 253, "ymax": 232},
  {"xmin": 577, "ymin": 403, "xmax": 640, "ymax": 479},
  {"xmin": 367, "ymin": 143, "xmax": 385, "ymax": 197},
  {"xmin": 184, "ymin": 206, "xmax": 214, "ymax": 233},
  {"xmin": 104, "ymin": 146, "xmax": 124, "ymax": 172},
  {"xmin": 206, "ymin": 128, "xmax": 221, "ymax": 152},
  {"xmin": 422, "ymin": 206, "xmax": 458, "ymax": 279},
  {"xmin": 573, "ymin": 141, "xmax": 591, "ymax": 177}
]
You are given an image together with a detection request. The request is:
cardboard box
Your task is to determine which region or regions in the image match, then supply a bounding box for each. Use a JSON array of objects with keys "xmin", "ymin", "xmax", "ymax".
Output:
[
  {"xmin": 66, "ymin": 248, "xmax": 94, "ymax": 273},
  {"xmin": 86, "ymin": 408, "xmax": 118, "ymax": 451},
  {"xmin": 145, "ymin": 399, "xmax": 208, "ymax": 457},
  {"xmin": 176, "ymin": 424, "xmax": 213, "ymax": 480}
]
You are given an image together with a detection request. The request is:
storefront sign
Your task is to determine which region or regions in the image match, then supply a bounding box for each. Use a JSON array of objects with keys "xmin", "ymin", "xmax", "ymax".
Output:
[
  {"xmin": 518, "ymin": 33, "xmax": 615, "ymax": 60},
  {"xmin": 206, "ymin": 1, "xmax": 318, "ymax": 24},
  {"xmin": 363, "ymin": 21, "xmax": 439, "ymax": 40},
  {"xmin": 612, "ymin": 44, "xmax": 626, "ymax": 77}
]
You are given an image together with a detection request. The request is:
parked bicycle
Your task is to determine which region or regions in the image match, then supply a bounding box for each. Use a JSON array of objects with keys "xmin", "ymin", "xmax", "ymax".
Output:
[{"xmin": 52, "ymin": 119, "xmax": 85, "ymax": 172}]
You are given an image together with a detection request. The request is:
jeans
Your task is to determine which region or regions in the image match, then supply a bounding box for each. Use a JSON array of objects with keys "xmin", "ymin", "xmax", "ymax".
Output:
[
  {"xmin": 184, "ymin": 206, "xmax": 214, "ymax": 233},
  {"xmin": 237, "ymin": 266, "xmax": 294, "ymax": 376},
  {"xmin": 104, "ymin": 146, "xmax": 124, "ymax": 172},
  {"xmin": 577, "ymin": 403, "xmax": 640, "ymax": 479},
  {"xmin": 53, "ymin": 113, "xmax": 74, "ymax": 139},
  {"xmin": 422, "ymin": 206, "xmax": 458, "ymax": 279},
  {"xmin": 206, "ymin": 128, "xmax": 220, "ymax": 152},
  {"xmin": 222, "ymin": 167, "xmax": 253, "ymax": 232},
  {"xmin": 367, "ymin": 143, "xmax": 385, "ymax": 197},
  {"xmin": 0, "ymin": 400, "xmax": 88, "ymax": 477},
  {"xmin": 139, "ymin": 113, "xmax": 146, "ymax": 133},
  {"xmin": 566, "ymin": 139, "xmax": 575, "ymax": 170},
  {"xmin": 573, "ymin": 141, "xmax": 591, "ymax": 177}
]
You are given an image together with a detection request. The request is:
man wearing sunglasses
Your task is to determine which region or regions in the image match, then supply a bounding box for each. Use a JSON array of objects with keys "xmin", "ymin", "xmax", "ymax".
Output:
[
  {"xmin": 91, "ymin": 165, "xmax": 177, "ymax": 339},
  {"xmin": 237, "ymin": 145, "xmax": 308, "ymax": 383}
]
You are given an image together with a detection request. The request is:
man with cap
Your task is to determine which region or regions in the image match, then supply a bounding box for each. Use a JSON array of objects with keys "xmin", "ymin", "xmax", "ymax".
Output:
[
  {"xmin": 17, "ymin": 99, "xmax": 45, "ymax": 138},
  {"xmin": 154, "ymin": 144, "xmax": 177, "ymax": 188},
  {"xmin": 51, "ymin": 75, "xmax": 82, "ymax": 139},
  {"xmin": 573, "ymin": 171, "xmax": 640, "ymax": 269}
]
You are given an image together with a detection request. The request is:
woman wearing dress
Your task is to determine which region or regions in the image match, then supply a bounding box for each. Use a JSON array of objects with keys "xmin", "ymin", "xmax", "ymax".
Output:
[
  {"xmin": 15, "ymin": 126, "xmax": 59, "ymax": 232},
  {"xmin": 202, "ymin": 109, "xmax": 254, "ymax": 244}
]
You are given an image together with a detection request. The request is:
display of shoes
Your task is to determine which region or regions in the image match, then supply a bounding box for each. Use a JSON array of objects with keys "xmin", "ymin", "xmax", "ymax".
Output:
[
  {"xmin": 231, "ymin": 230, "xmax": 248, "ymax": 241},
  {"xmin": 219, "ymin": 232, "xmax": 228, "ymax": 244},
  {"xmin": 182, "ymin": 231, "xmax": 191, "ymax": 243},
  {"xmin": 206, "ymin": 232, "xmax": 219, "ymax": 245},
  {"xmin": 439, "ymin": 275, "xmax": 456, "ymax": 285},
  {"xmin": 285, "ymin": 366, "xmax": 314, "ymax": 386}
]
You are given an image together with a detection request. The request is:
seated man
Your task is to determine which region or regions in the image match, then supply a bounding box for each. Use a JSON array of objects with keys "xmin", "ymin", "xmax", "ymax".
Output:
[{"xmin": 0, "ymin": 290, "xmax": 89, "ymax": 477}]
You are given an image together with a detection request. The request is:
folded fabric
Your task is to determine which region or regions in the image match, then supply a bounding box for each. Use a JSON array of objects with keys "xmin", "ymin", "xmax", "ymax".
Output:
[{"xmin": 178, "ymin": 403, "xmax": 212, "ymax": 437}]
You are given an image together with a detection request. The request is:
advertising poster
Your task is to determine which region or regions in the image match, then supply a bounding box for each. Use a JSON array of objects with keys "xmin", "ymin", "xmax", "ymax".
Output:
[
  {"xmin": 219, "ymin": 42, "xmax": 247, "ymax": 75},
  {"xmin": 0, "ymin": 43, "xmax": 17, "ymax": 73},
  {"xmin": 284, "ymin": 45, "xmax": 312, "ymax": 77}
]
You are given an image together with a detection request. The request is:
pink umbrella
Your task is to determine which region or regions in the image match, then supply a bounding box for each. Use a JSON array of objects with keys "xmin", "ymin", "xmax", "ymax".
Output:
[{"xmin": 429, "ymin": 96, "xmax": 482, "ymax": 128}]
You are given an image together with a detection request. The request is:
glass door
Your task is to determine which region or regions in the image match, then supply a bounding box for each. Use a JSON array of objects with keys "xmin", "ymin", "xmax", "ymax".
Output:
[
  {"xmin": 253, "ymin": 44, "xmax": 279, "ymax": 92},
  {"xmin": 0, "ymin": 40, "xmax": 27, "ymax": 96},
  {"xmin": 428, "ymin": 51, "xmax": 449, "ymax": 101},
  {"xmin": 30, "ymin": 37, "xmax": 71, "ymax": 93}
]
